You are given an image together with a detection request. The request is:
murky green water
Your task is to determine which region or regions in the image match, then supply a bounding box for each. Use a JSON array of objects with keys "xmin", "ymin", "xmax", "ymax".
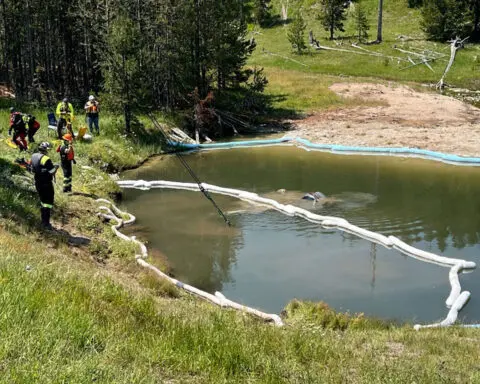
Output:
[{"xmin": 122, "ymin": 146, "xmax": 480, "ymax": 323}]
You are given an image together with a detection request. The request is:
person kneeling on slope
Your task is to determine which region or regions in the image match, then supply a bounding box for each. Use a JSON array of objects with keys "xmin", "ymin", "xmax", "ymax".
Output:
[
  {"xmin": 23, "ymin": 114, "xmax": 41, "ymax": 143},
  {"xmin": 31, "ymin": 142, "xmax": 59, "ymax": 230},
  {"xmin": 9, "ymin": 108, "xmax": 28, "ymax": 152},
  {"xmin": 56, "ymin": 133, "xmax": 76, "ymax": 193}
]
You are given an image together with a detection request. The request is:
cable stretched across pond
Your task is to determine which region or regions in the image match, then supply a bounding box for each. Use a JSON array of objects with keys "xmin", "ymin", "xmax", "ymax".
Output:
[{"xmin": 147, "ymin": 113, "xmax": 231, "ymax": 226}]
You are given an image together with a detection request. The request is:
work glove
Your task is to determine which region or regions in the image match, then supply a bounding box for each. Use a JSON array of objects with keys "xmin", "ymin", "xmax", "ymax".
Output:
[{"xmin": 72, "ymin": 159, "xmax": 77, "ymax": 165}]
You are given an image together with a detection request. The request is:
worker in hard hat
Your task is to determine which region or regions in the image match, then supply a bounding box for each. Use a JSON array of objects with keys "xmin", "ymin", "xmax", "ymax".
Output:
[
  {"xmin": 31, "ymin": 142, "xmax": 59, "ymax": 230},
  {"xmin": 84, "ymin": 95, "xmax": 100, "ymax": 135},
  {"xmin": 56, "ymin": 133, "xmax": 76, "ymax": 193},
  {"xmin": 56, "ymin": 97, "xmax": 75, "ymax": 139}
]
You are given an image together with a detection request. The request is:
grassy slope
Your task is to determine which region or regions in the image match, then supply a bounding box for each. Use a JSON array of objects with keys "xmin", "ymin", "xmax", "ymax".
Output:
[
  {"xmin": 249, "ymin": 0, "xmax": 480, "ymax": 114},
  {"xmin": 1, "ymin": 107, "xmax": 480, "ymax": 383},
  {"xmin": 1, "ymin": 2, "xmax": 480, "ymax": 380},
  {"xmin": 2, "ymin": 217, "xmax": 480, "ymax": 383}
]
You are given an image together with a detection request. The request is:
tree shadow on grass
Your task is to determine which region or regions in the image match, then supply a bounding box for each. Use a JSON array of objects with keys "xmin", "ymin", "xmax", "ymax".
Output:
[
  {"xmin": 0, "ymin": 158, "xmax": 39, "ymax": 231},
  {"xmin": 129, "ymin": 114, "xmax": 170, "ymax": 149},
  {"xmin": 0, "ymin": 158, "xmax": 92, "ymax": 247},
  {"xmin": 259, "ymin": 15, "xmax": 292, "ymax": 29},
  {"xmin": 263, "ymin": 93, "xmax": 305, "ymax": 120},
  {"xmin": 53, "ymin": 227, "xmax": 91, "ymax": 247}
]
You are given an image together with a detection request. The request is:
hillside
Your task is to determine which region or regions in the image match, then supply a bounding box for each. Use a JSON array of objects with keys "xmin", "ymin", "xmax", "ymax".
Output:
[
  {"xmin": 1, "ymin": 103, "xmax": 480, "ymax": 382},
  {"xmin": 246, "ymin": 0, "xmax": 480, "ymax": 156},
  {"xmin": 248, "ymin": 0, "xmax": 480, "ymax": 114},
  {"xmin": 1, "ymin": 0, "xmax": 480, "ymax": 382}
]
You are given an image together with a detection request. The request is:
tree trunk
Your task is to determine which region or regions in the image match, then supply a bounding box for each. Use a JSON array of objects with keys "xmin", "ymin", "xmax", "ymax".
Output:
[
  {"xmin": 26, "ymin": 0, "xmax": 36, "ymax": 99},
  {"xmin": 330, "ymin": 18, "xmax": 334, "ymax": 40},
  {"xmin": 376, "ymin": 0, "xmax": 383, "ymax": 43},
  {"xmin": 474, "ymin": 0, "xmax": 480, "ymax": 41},
  {"xmin": 122, "ymin": 54, "xmax": 131, "ymax": 134},
  {"xmin": 437, "ymin": 37, "xmax": 464, "ymax": 89},
  {"xmin": 1, "ymin": 0, "xmax": 10, "ymax": 85},
  {"xmin": 194, "ymin": 0, "xmax": 201, "ymax": 94}
]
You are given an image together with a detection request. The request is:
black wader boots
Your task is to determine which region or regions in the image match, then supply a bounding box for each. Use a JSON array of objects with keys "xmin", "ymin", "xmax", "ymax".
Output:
[{"xmin": 41, "ymin": 207, "xmax": 53, "ymax": 230}]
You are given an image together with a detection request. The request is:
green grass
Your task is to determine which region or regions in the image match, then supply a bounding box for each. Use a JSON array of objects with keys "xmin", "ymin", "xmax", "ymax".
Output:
[
  {"xmin": 2, "ymin": 221, "xmax": 480, "ymax": 383},
  {"xmin": 1, "ymin": 1, "xmax": 480, "ymax": 379},
  {"xmin": 248, "ymin": 0, "xmax": 480, "ymax": 114},
  {"xmin": 262, "ymin": 67, "xmax": 389, "ymax": 114},
  {"xmin": 2, "ymin": 103, "xmax": 480, "ymax": 382},
  {"xmin": 0, "ymin": 108, "xmax": 170, "ymax": 196}
]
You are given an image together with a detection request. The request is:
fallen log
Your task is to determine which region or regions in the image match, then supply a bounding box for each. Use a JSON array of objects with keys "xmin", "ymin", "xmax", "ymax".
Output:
[
  {"xmin": 351, "ymin": 43, "xmax": 383, "ymax": 56},
  {"xmin": 313, "ymin": 44, "xmax": 409, "ymax": 62},
  {"xmin": 400, "ymin": 58, "xmax": 435, "ymax": 72},
  {"xmin": 393, "ymin": 46, "xmax": 445, "ymax": 61}
]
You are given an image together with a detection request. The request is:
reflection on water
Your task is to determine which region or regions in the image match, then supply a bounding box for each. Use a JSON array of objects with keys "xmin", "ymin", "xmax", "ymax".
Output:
[{"xmin": 122, "ymin": 146, "xmax": 480, "ymax": 322}]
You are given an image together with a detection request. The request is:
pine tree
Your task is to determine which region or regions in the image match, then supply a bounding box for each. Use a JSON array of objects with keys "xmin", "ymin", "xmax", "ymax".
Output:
[
  {"xmin": 211, "ymin": 0, "xmax": 255, "ymax": 90},
  {"xmin": 100, "ymin": 14, "xmax": 145, "ymax": 133},
  {"xmin": 421, "ymin": 0, "xmax": 447, "ymax": 40},
  {"xmin": 421, "ymin": 0, "xmax": 473, "ymax": 41},
  {"xmin": 288, "ymin": 13, "xmax": 308, "ymax": 54},
  {"xmin": 353, "ymin": 1, "xmax": 370, "ymax": 42},
  {"xmin": 408, "ymin": 0, "xmax": 423, "ymax": 7},
  {"xmin": 253, "ymin": 0, "xmax": 271, "ymax": 26},
  {"xmin": 444, "ymin": 0, "xmax": 473, "ymax": 39},
  {"xmin": 0, "ymin": 0, "xmax": 264, "ymax": 119},
  {"xmin": 318, "ymin": 0, "xmax": 347, "ymax": 40}
]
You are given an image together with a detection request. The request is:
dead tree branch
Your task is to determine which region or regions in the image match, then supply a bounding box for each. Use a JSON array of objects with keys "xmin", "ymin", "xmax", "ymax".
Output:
[
  {"xmin": 400, "ymin": 57, "xmax": 436, "ymax": 72},
  {"xmin": 312, "ymin": 43, "xmax": 409, "ymax": 62},
  {"xmin": 437, "ymin": 37, "xmax": 469, "ymax": 90}
]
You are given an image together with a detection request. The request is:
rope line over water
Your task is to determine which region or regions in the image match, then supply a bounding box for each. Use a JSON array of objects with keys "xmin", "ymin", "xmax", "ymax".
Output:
[
  {"xmin": 148, "ymin": 113, "xmax": 231, "ymax": 226},
  {"xmin": 118, "ymin": 180, "xmax": 478, "ymax": 329},
  {"xmin": 96, "ymin": 198, "xmax": 283, "ymax": 326},
  {"xmin": 168, "ymin": 136, "xmax": 480, "ymax": 167}
]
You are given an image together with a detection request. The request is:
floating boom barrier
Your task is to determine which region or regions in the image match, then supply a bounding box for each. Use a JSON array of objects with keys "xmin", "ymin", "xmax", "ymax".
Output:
[
  {"xmin": 96, "ymin": 198, "xmax": 284, "ymax": 326},
  {"xmin": 117, "ymin": 180, "xmax": 478, "ymax": 329},
  {"xmin": 168, "ymin": 136, "xmax": 480, "ymax": 167}
]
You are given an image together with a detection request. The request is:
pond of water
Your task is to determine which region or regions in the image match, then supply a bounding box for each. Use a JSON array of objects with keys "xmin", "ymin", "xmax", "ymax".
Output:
[{"xmin": 122, "ymin": 146, "xmax": 480, "ymax": 323}]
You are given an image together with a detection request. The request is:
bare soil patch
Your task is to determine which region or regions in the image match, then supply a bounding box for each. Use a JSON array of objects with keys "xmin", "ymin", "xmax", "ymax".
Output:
[{"xmin": 289, "ymin": 82, "xmax": 480, "ymax": 157}]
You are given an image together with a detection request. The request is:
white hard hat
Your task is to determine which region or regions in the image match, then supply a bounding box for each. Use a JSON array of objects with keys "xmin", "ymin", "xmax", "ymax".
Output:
[{"xmin": 89, "ymin": 95, "xmax": 95, "ymax": 101}]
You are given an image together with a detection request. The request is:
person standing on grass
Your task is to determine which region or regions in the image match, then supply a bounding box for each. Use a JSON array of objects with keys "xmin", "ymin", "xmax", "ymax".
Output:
[
  {"xmin": 84, "ymin": 95, "xmax": 100, "ymax": 135},
  {"xmin": 31, "ymin": 142, "xmax": 59, "ymax": 230},
  {"xmin": 56, "ymin": 133, "xmax": 76, "ymax": 193},
  {"xmin": 56, "ymin": 97, "xmax": 75, "ymax": 139}
]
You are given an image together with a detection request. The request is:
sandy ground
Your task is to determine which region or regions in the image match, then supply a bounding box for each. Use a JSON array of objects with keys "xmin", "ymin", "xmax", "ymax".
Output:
[{"xmin": 289, "ymin": 82, "xmax": 480, "ymax": 157}]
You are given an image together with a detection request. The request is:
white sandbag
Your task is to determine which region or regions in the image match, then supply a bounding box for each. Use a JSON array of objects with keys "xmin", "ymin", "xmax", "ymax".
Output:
[
  {"xmin": 337, "ymin": 222, "xmax": 392, "ymax": 247},
  {"xmin": 389, "ymin": 236, "xmax": 459, "ymax": 267},
  {"xmin": 415, "ymin": 291, "xmax": 471, "ymax": 330},
  {"xmin": 446, "ymin": 265, "xmax": 461, "ymax": 308}
]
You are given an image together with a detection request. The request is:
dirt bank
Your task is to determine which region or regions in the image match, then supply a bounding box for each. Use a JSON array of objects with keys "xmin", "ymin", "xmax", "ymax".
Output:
[{"xmin": 289, "ymin": 82, "xmax": 480, "ymax": 157}]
